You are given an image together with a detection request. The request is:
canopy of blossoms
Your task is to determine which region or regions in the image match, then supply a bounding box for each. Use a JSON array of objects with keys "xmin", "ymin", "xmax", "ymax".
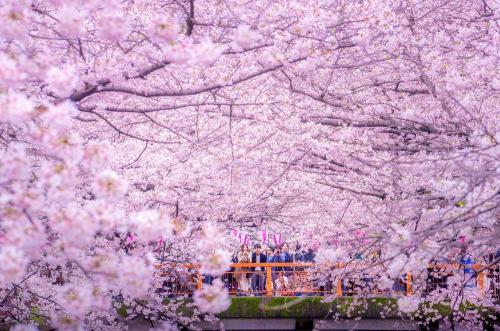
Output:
[{"xmin": 0, "ymin": 0, "xmax": 498, "ymax": 330}]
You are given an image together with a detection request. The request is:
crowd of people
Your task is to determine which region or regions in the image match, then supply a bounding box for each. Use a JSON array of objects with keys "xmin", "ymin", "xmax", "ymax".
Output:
[
  {"xmin": 214, "ymin": 245, "xmax": 500, "ymax": 298},
  {"xmin": 223, "ymin": 242, "xmax": 388, "ymax": 296},
  {"xmin": 225, "ymin": 242, "xmax": 316, "ymax": 296}
]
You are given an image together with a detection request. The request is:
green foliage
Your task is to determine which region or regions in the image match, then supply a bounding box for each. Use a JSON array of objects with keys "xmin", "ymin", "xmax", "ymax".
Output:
[
  {"xmin": 29, "ymin": 306, "xmax": 47, "ymax": 326},
  {"xmin": 116, "ymin": 305, "xmax": 128, "ymax": 317},
  {"xmin": 217, "ymin": 297, "xmax": 402, "ymax": 318},
  {"xmin": 115, "ymin": 296, "xmax": 499, "ymax": 323}
]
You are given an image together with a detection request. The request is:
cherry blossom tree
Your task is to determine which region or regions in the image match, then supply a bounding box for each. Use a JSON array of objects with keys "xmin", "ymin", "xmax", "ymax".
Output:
[{"xmin": 0, "ymin": 0, "xmax": 498, "ymax": 329}]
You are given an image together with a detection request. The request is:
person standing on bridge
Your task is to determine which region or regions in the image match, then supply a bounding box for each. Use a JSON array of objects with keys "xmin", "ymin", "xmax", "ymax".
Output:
[
  {"xmin": 251, "ymin": 244, "xmax": 267, "ymax": 295},
  {"xmin": 294, "ymin": 243, "xmax": 304, "ymax": 262},
  {"xmin": 303, "ymin": 244, "xmax": 316, "ymax": 262},
  {"xmin": 276, "ymin": 243, "xmax": 293, "ymax": 275},
  {"xmin": 235, "ymin": 244, "xmax": 252, "ymax": 295},
  {"xmin": 265, "ymin": 246, "xmax": 275, "ymax": 262},
  {"xmin": 275, "ymin": 271, "xmax": 291, "ymax": 296}
]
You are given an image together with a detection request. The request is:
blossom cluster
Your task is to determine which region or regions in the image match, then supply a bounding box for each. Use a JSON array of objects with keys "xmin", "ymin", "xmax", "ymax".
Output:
[{"xmin": 0, "ymin": 0, "xmax": 498, "ymax": 329}]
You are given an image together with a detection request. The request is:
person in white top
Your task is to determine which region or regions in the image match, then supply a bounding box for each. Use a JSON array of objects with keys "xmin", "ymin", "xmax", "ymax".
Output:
[{"xmin": 236, "ymin": 244, "xmax": 252, "ymax": 294}]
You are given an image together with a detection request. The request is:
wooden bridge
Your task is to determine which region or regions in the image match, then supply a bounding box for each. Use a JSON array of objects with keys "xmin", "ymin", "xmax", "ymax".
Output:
[
  {"xmin": 122, "ymin": 262, "xmax": 500, "ymax": 330},
  {"xmin": 156, "ymin": 262, "xmax": 497, "ymax": 298}
]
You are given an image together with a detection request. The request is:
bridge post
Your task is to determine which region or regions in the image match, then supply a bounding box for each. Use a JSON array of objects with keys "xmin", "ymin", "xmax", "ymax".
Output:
[
  {"xmin": 475, "ymin": 264, "xmax": 484, "ymax": 296},
  {"xmin": 336, "ymin": 279, "xmax": 343, "ymax": 297},
  {"xmin": 266, "ymin": 266, "xmax": 273, "ymax": 296},
  {"xmin": 197, "ymin": 268, "xmax": 202, "ymax": 290},
  {"xmin": 336, "ymin": 263, "xmax": 343, "ymax": 297},
  {"xmin": 406, "ymin": 273, "xmax": 412, "ymax": 295}
]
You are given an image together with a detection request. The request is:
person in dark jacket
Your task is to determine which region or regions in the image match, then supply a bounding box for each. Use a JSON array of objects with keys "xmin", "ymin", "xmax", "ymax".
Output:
[
  {"xmin": 251, "ymin": 244, "xmax": 267, "ymax": 295},
  {"xmin": 294, "ymin": 243, "xmax": 304, "ymax": 262},
  {"xmin": 276, "ymin": 243, "xmax": 293, "ymax": 273},
  {"xmin": 224, "ymin": 253, "xmax": 238, "ymax": 292},
  {"xmin": 303, "ymin": 244, "xmax": 316, "ymax": 262},
  {"xmin": 293, "ymin": 243, "xmax": 307, "ymax": 275},
  {"xmin": 267, "ymin": 246, "xmax": 278, "ymax": 275},
  {"xmin": 265, "ymin": 246, "xmax": 275, "ymax": 261}
]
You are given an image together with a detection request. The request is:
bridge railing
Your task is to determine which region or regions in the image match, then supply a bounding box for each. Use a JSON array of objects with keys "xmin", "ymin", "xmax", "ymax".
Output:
[{"xmin": 155, "ymin": 262, "xmax": 497, "ymax": 298}]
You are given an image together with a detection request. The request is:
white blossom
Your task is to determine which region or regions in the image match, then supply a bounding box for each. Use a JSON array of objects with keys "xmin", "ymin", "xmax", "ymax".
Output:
[
  {"xmin": 389, "ymin": 223, "xmax": 412, "ymax": 247},
  {"xmin": 233, "ymin": 25, "xmax": 258, "ymax": 49},
  {"xmin": 130, "ymin": 209, "xmax": 174, "ymax": 242},
  {"xmin": 0, "ymin": 2, "xmax": 30, "ymax": 40},
  {"xmin": 55, "ymin": 284, "xmax": 94, "ymax": 317},
  {"xmin": 10, "ymin": 324, "xmax": 39, "ymax": 331},
  {"xmin": 197, "ymin": 223, "xmax": 224, "ymax": 251},
  {"xmin": 45, "ymin": 65, "xmax": 79, "ymax": 97},
  {"xmin": 315, "ymin": 246, "xmax": 345, "ymax": 264},
  {"xmin": 94, "ymin": 170, "xmax": 128, "ymax": 200},
  {"xmin": 116, "ymin": 255, "xmax": 155, "ymax": 298},
  {"xmin": 387, "ymin": 255, "xmax": 408, "ymax": 278},
  {"xmin": 397, "ymin": 296, "xmax": 420, "ymax": 314},
  {"xmin": 191, "ymin": 41, "xmax": 223, "ymax": 66},
  {"xmin": 149, "ymin": 321, "xmax": 179, "ymax": 331},
  {"xmin": 96, "ymin": 10, "xmax": 130, "ymax": 41},
  {"xmin": 193, "ymin": 279, "xmax": 231, "ymax": 314},
  {"xmin": 200, "ymin": 249, "xmax": 231, "ymax": 276},
  {"xmin": 0, "ymin": 91, "xmax": 34, "ymax": 124},
  {"xmin": 0, "ymin": 245, "xmax": 28, "ymax": 286},
  {"xmin": 148, "ymin": 14, "xmax": 179, "ymax": 43},
  {"xmin": 57, "ymin": 6, "xmax": 85, "ymax": 38}
]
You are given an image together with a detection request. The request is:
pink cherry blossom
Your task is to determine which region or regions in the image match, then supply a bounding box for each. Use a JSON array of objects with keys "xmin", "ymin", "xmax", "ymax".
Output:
[
  {"xmin": 148, "ymin": 14, "xmax": 179, "ymax": 43},
  {"xmin": 0, "ymin": 1, "xmax": 30, "ymax": 40},
  {"xmin": 0, "ymin": 91, "xmax": 34, "ymax": 124},
  {"xmin": 0, "ymin": 53, "xmax": 28, "ymax": 88},
  {"xmin": 0, "ymin": 245, "xmax": 28, "ymax": 286},
  {"xmin": 315, "ymin": 246, "xmax": 345, "ymax": 265},
  {"xmin": 193, "ymin": 279, "xmax": 231, "ymax": 314},
  {"xmin": 93, "ymin": 170, "xmax": 128, "ymax": 200},
  {"xmin": 130, "ymin": 209, "xmax": 175, "ymax": 243},
  {"xmin": 397, "ymin": 296, "xmax": 420, "ymax": 314},
  {"xmin": 149, "ymin": 321, "xmax": 179, "ymax": 331},
  {"xmin": 82, "ymin": 141, "xmax": 112, "ymax": 170},
  {"xmin": 10, "ymin": 324, "xmax": 39, "ymax": 331},
  {"xmin": 197, "ymin": 223, "xmax": 225, "ymax": 252},
  {"xmin": 57, "ymin": 6, "xmax": 86, "ymax": 38},
  {"xmin": 200, "ymin": 249, "xmax": 231, "ymax": 276},
  {"xmin": 191, "ymin": 41, "xmax": 223, "ymax": 66},
  {"xmin": 96, "ymin": 9, "xmax": 130, "ymax": 41},
  {"xmin": 55, "ymin": 284, "xmax": 95, "ymax": 317},
  {"xmin": 233, "ymin": 25, "xmax": 259, "ymax": 49},
  {"xmin": 45, "ymin": 65, "xmax": 79, "ymax": 97},
  {"xmin": 116, "ymin": 255, "xmax": 155, "ymax": 298},
  {"xmin": 0, "ymin": 0, "xmax": 498, "ymax": 329}
]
